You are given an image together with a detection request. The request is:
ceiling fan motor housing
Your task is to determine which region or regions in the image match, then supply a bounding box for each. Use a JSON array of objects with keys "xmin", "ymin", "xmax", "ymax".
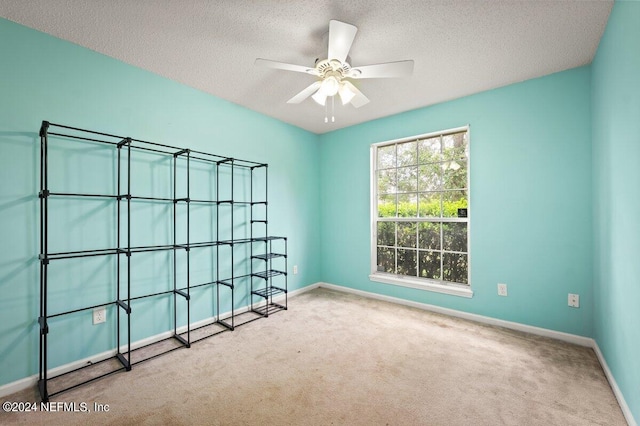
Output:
[{"xmin": 315, "ymin": 59, "xmax": 351, "ymax": 79}]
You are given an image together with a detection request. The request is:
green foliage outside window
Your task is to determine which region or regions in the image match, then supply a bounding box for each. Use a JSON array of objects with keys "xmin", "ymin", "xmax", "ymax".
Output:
[{"xmin": 377, "ymin": 197, "xmax": 468, "ymax": 218}]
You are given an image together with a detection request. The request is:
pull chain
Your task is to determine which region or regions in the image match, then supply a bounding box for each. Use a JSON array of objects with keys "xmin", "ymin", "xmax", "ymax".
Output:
[{"xmin": 331, "ymin": 95, "xmax": 335, "ymax": 123}]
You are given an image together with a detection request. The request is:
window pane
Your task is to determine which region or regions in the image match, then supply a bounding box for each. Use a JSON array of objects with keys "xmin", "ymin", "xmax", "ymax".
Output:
[
  {"xmin": 377, "ymin": 222, "xmax": 395, "ymax": 246},
  {"xmin": 397, "ymin": 166, "xmax": 417, "ymax": 193},
  {"xmin": 378, "ymin": 194, "xmax": 396, "ymax": 217},
  {"xmin": 418, "ymin": 222, "xmax": 441, "ymax": 250},
  {"xmin": 443, "ymin": 222, "xmax": 467, "ymax": 252},
  {"xmin": 372, "ymin": 129, "xmax": 468, "ymax": 286},
  {"xmin": 398, "ymin": 193, "xmax": 417, "ymax": 217},
  {"xmin": 378, "ymin": 169, "xmax": 396, "ymax": 194},
  {"xmin": 418, "ymin": 137, "xmax": 441, "ymax": 164},
  {"xmin": 442, "ymin": 132, "xmax": 466, "ymax": 160},
  {"xmin": 418, "ymin": 164, "xmax": 441, "ymax": 192},
  {"xmin": 443, "ymin": 253, "xmax": 468, "ymax": 284},
  {"xmin": 377, "ymin": 247, "xmax": 395, "ymax": 273},
  {"xmin": 464, "ymin": 133, "xmax": 469, "ymax": 159},
  {"xmin": 397, "ymin": 249, "xmax": 417, "ymax": 276},
  {"xmin": 377, "ymin": 145, "xmax": 396, "ymax": 169},
  {"xmin": 442, "ymin": 190, "xmax": 467, "ymax": 217},
  {"xmin": 419, "ymin": 250, "xmax": 441, "ymax": 279},
  {"xmin": 397, "ymin": 222, "xmax": 417, "ymax": 248},
  {"xmin": 418, "ymin": 192, "xmax": 441, "ymax": 217},
  {"xmin": 442, "ymin": 160, "xmax": 467, "ymax": 190},
  {"xmin": 397, "ymin": 141, "xmax": 417, "ymax": 167}
]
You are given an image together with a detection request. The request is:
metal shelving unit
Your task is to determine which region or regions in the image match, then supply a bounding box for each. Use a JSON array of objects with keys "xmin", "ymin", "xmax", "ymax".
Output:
[{"xmin": 37, "ymin": 121, "xmax": 287, "ymax": 401}]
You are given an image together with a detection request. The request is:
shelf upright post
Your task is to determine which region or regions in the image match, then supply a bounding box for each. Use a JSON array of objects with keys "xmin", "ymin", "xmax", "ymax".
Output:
[
  {"xmin": 37, "ymin": 121, "xmax": 50, "ymax": 402},
  {"xmin": 125, "ymin": 138, "xmax": 132, "ymax": 368},
  {"xmin": 230, "ymin": 159, "xmax": 235, "ymax": 329},
  {"xmin": 125, "ymin": 139, "xmax": 131, "ymax": 366},
  {"xmin": 215, "ymin": 158, "xmax": 234, "ymax": 331},
  {"xmin": 186, "ymin": 151, "xmax": 191, "ymax": 344},
  {"xmin": 215, "ymin": 159, "xmax": 220, "ymax": 325},
  {"xmin": 173, "ymin": 149, "xmax": 191, "ymax": 347},
  {"xmin": 117, "ymin": 139, "xmax": 121, "ymax": 363},
  {"xmin": 173, "ymin": 152, "xmax": 177, "ymax": 341},
  {"xmin": 250, "ymin": 166, "xmax": 254, "ymax": 313},
  {"xmin": 263, "ymin": 165, "xmax": 269, "ymax": 317},
  {"xmin": 115, "ymin": 137, "xmax": 132, "ymax": 371},
  {"xmin": 263, "ymin": 164, "xmax": 273, "ymax": 317},
  {"xmin": 268, "ymin": 239, "xmax": 273, "ymax": 309}
]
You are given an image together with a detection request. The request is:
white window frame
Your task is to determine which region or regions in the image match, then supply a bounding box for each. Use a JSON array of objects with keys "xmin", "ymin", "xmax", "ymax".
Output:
[{"xmin": 369, "ymin": 125, "xmax": 473, "ymax": 298}]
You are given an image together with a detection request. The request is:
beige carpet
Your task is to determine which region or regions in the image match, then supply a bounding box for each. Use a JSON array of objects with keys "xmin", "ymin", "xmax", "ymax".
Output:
[{"xmin": 0, "ymin": 288, "xmax": 626, "ymax": 425}]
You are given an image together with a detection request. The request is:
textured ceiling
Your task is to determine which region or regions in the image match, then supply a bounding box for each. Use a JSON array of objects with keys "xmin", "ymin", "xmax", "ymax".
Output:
[{"xmin": 0, "ymin": 1, "xmax": 613, "ymax": 134}]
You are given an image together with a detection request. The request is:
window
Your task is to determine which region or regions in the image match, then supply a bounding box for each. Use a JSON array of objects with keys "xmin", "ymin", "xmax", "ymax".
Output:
[{"xmin": 370, "ymin": 127, "xmax": 472, "ymax": 298}]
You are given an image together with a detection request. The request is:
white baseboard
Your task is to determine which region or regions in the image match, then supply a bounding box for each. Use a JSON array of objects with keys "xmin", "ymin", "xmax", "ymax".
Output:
[
  {"xmin": 592, "ymin": 343, "xmax": 637, "ymax": 426},
  {"xmin": 0, "ymin": 375, "xmax": 38, "ymax": 400},
  {"xmin": 317, "ymin": 281, "xmax": 636, "ymax": 426},
  {"xmin": 0, "ymin": 283, "xmax": 319, "ymax": 399},
  {"xmin": 317, "ymin": 282, "xmax": 592, "ymax": 345}
]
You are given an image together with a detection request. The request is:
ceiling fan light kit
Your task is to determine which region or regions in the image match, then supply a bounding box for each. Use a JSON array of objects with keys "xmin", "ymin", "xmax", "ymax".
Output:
[
  {"xmin": 338, "ymin": 83, "xmax": 356, "ymax": 105},
  {"xmin": 256, "ymin": 19, "xmax": 414, "ymax": 122}
]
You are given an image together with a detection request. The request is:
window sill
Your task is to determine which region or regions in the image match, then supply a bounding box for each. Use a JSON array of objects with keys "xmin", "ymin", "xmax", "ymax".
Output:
[{"xmin": 369, "ymin": 273, "xmax": 473, "ymax": 298}]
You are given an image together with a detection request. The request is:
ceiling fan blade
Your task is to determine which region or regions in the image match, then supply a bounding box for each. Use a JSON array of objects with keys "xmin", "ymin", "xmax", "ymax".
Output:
[
  {"xmin": 255, "ymin": 58, "xmax": 318, "ymax": 75},
  {"xmin": 327, "ymin": 20, "xmax": 357, "ymax": 63},
  {"xmin": 287, "ymin": 81, "xmax": 322, "ymax": 104},
  {"xmin": 349, "ymin": 60, "xmax": 414, "ymax": 79},
  {"xmin": 342, "ymin": 81, "xmax": 369, "ymax": 108}
]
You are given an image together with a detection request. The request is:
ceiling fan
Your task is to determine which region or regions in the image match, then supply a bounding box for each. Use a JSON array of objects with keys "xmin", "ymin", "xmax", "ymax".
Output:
[{"xmin": 255, "ymin": 20, "xmax": 414, "ymax": 113}]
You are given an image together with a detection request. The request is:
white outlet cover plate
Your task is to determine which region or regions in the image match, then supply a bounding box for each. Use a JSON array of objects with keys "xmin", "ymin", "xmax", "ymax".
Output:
[
  {"xmin": 497, "ymin": 283, "xmax": 508, "ymax": 296},
  {"xmin": 568, "ymin": 294, "xmax": 580, "ymax": 308},
  {"xmin": 93, "ymin": 307, "xmax": 106, "ymax": 324}
]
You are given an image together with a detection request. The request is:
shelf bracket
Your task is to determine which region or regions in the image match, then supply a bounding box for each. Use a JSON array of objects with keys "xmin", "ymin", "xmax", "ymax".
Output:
[
  {"xmin": 39, "ymin": 121, "xmax": 49, "ymax": 137},
  {"xmin": 116, "ymin": 353, "xmax": 132, "ymax": 371},
  {"xmin": 117, "ymin": 299, "xmax": 131, "ymax": 314},
  {"xmin": 38, "ymin": 379, "xmax": 49, "ymax": 403},
  {"xmin": 117, "ymin": 137, "xmax": 131, "ymax": 148},
  {"xmin": 173, "ymin": 334, "xmax": 190, "ymax": 347},
  {"xmin": 217, "ymin": 280, "xmax": 234, "ymax": 289},
  {"xmin": 174, "ymin": 289, "xmax": 190, "ymax": 300},
  {"xmin": 38, "ymin": 316, "xmax": 48, "ymax": 334}
]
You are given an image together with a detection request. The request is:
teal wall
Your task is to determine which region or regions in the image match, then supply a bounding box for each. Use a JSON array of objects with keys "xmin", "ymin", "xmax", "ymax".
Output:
[
  {"xmin": 1, "ymin": 6, "xmax": 638, "ymax": 420},
  {"xmin": 0, "ymin": 18, "xmax": 321, "ymax": 386},
  {"xmin": 592, "ymin": 0, "xmax": 640, "ymax": 421},
  {"xmin": 319, "ymin": 67, "xmax": 593, "ymax": 336}
]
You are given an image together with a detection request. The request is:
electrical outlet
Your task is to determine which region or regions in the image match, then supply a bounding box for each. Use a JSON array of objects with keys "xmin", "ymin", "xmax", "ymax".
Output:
[
  {"xmin": 93, "ymin": 307, "xmax": 106, "ymax": 325},
  {"xmin": 293, "ymin": 265, "xmax": 298, "ymax": 275},
  {"xmin": 497, "ymin": 283, "xmax": 508, "ymax": 297},
  {"xmin": 568, "ymin": 293, "xmax": 580, "ymax": 308}
]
